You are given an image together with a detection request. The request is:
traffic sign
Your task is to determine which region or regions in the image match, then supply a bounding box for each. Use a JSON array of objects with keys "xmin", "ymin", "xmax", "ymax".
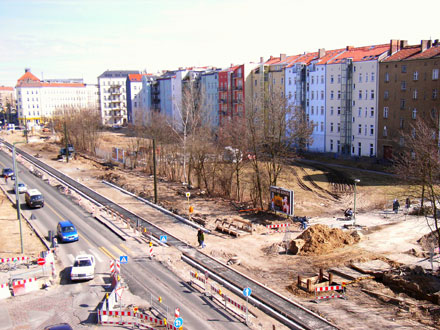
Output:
[
  {"xmin": 160, "ymin": 235, "xmax": 167, "ymax": 243},
  {"xmin": 185, "ymin": 192, "xmax": 190, "ymax": 198},
  {"xmin": 243, "ymin": 287, "xmax": 252, "ymax": 297},
  {"xmin": 174, "ymin": 317, "xmax": 183, "ymax": 328},
  {"xmin": 119, "ymin": 256, "xmax": 128, "ymax": 264},
  {"xmin": 37, "ymin": 258, "xmax": 45, "ymax": 266}
]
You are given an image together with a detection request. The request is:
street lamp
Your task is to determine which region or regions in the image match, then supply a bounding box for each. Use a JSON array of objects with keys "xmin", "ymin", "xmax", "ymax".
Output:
[
  {"xmin": 13, "ymin": 141, "xmax": 25, "ymax": 254},
  {"xmin": 353, "ymin": 179, "xmax": 360, "ymax": 225}
]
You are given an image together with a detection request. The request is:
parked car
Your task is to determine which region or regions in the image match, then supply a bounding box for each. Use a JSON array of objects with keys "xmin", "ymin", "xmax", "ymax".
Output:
[
  {"xmin": 57, "ymin": 220, "xmax": 78, "ymax": 243},
  {"xmin": 15, "ymin": 182, "xmax": 27, "ymax": 194},
  {"xmin": 2, "ymin": 168, "xmax": 14, "ymax": 178},
  {"xmin": 25, "ymin": 189, "xmax": 44, "ymax": 208},
  {"xmin": 59, "ymin": 144, "xmax": 75, "ymax": 157},
  {"xmin": 44, "ymin": 323, "xmax": 73, "ymax": 330},
  {"xmin": 70, "ymin": 254, "xmax": 95, "ymax": 281}
]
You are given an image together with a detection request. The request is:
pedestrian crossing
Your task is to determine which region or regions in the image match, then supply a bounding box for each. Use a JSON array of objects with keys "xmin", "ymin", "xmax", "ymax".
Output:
[{"xmin": 64, "ymin": 243, "xmax": 127, "ymax": 269}]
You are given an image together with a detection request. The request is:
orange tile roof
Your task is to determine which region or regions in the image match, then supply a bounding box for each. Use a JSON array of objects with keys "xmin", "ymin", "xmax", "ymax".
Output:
[
  {"xmin": 314, "ymin": 48, "xmax": 346, "ymax": 65},
  {"xmin": 128, "ymin": 73, "xmax": 142, "ymax": 82},
  {"xmin": 17, "ymin": 70, "xmax": 40, "ymax": 82},
  {"xmin": 0, "ymin": 86, "xmax": 14, "ymax": 91},
  {"xmin": 403, "ymin": 44, "xmax": 440, "ymax": 60},
  {"xmin": 383, "ymin": 45, "xmax": 420, "ymax": 62},
  {"xmin": 326, "ymin": 44, "xmax": 389, "ymax": 64}
]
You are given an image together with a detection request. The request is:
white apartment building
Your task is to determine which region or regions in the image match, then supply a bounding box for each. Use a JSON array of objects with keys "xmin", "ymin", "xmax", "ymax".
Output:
[
  {"xmin": 98, "ymin": 70, "xmax": 139, "ymax": 126},
  {"xmin": 15, "ymin": 69, "xmax": 99, "ymax": 128}
]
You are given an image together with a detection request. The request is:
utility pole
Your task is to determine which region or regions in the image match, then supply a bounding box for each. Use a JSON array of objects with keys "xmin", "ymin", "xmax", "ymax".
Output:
[
  {"xmin": 24, "ymin": 116, "xmax": 28, "ymax": 144},
  {"xmin": 153, "ymin": 138, "xmax": 157, "ymax": 204},
  {"xmin": 64, "ymin": 121, "xmax": 69, "ymax": 163}
]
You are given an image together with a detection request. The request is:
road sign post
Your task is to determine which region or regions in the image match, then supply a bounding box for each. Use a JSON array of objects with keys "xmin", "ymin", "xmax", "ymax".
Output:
[
  {"xmin": 38, "ymin": 257, "xmax": 46, "ymax": 276},
  {"xmin": 243, "ymin": 287, "xmax": 252, "ymax": 325},
  {"xmin": 119, "ymin": 256, "xmax": 128, "ymax": 276}
]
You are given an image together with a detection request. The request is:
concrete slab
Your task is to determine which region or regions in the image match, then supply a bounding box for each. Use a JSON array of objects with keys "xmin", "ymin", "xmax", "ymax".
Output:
[
  {"xmin": 351, "ymin": 259, "xmax": 393, "ymax": 275},
  {"xmin": 328, "ymin": 266, "xmax": 364, "ymax": 281}
]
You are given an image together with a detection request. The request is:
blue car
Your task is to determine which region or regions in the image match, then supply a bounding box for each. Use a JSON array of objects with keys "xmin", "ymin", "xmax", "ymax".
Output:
[{"xmin": 57, "ymin": 221, "xmax": 79, "ymax": 243}]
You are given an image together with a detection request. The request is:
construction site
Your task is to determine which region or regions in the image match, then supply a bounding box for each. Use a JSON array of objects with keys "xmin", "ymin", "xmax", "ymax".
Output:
[{"xmin": 0, "ymin": 128, "xmax": 439, "ymax": 329}]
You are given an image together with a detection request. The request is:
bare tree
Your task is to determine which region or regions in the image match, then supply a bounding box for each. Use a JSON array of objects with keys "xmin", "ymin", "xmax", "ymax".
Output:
[{"xmin": 393, "ymin": 116, "xmax": 440, "ymax": 249}]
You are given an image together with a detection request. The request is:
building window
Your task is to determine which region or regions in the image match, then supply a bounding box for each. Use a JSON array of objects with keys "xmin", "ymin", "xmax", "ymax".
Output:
[
  {"xmin": 411, "ymin": 128, "xmax": 416, "ymax": 138},
  {"xmin": 370, "ymin": 125, "xmax": 374, "ymax": 135},
  {"xmin": 337, "ymin": 75, "xmax": 341, "ymax": 83},
  {"xmin": 399, "ymin": 136, "xmax": 405, "ymax": 146},
  {"xmin": 359, "ymin": 90, "xmax": 362, "ymax": 99},
  {"xmin": 358, "ymin": 107, "xmax": 362, "ymax": 117},
  {"xmin": 401, "ymin": 81, "xmax": 406, "ymax": 90},
  {"xmin": 383, "ymin": 126, "xmax": 387, "ymax": 137},
  {"xmin": 337, "ymin": 140, "xmax": 340, "ymax": 152},
  {"xmin": 370, "ymin": 144, "xmax": 374, "ymax": 156},
  {"xmin": 330, "ymin": 139, "xmax": 333, "ymax": 151},
  {"xmin": 311, "ymin": 76, "xmax": 314, "ymax": 84},
  {"xmin": 321, "ymin": 106, "xmax": 324, "ymax": 115},
  {"xmin": 412, "ymin": 108, "xmax": 417, "ymax": 119},
  {"xmin": 337, "ymin": 123, "xmax": 340, "ymax": 132},
  {"xmin": 330, "ymin": 91, "xmax": 334, "ymax": 99},
  {"xmin": 371, "ymin": 72, "xmax": 375, "ymax": 82},
  {"xmin": 401, "ymin": 65, "xmax": 407, "ymax": 73},
  {"xmin": 320, "ymin": 122, "xmax": 324, "ymax": 132},
  {"xmin": 288, "ymin": 78, "xmax": 291, "ymax": 85},
  {"xmin": 385, "ymin": 72, "xmax": 389, "ymax": 82},
  {"xmin": 359, "ymin": 73, "xmax": 362, "ymax": 83},
  {"xmin": 433, "ymin": 89, "xmax": 438, "ymax": 99},
  {"xmin": 330, "ymin": 75, "xmax": 334, "ymax": 83},
  {"xmin": 311, "ymin": 91, "xmax": 314, "ymax": 100},
  {"xmin": 321, "ymin": 75, "xmax": 324, "ymax": 84},
  {"xmin": 433, "ymin": 69, "xmax": 439, "ymax": 80},
  {"xmin": 358, "ymin": 142, "xmax": 362, "ymax": 156},
  {"xmin": 311, "ymin": 106, "xmax": 314, "ymax": 115},
  {"xmin": 413, "ymin": 71, "xmax": 419, "ymax": 81},
  {"xmin": 370, "ymin": 90, "xmax": 374, "ymax": 99},
  {"xmin": 330, "ymin": 123, "xmax": 334, "ymax": 132},
  {"xmin": 337, "ymin": 107, "xmax": 341, "ymax": 115},
  {"xmin": 321, "ymin": 90, "xmax": 324, "ymax": 100},
  {"xmin": 400, "ymin": 118, "xmax": 404, "ymax": 129},
  {"xmin": 337, "ymin": 90, "xmax": 341, "ymax": 99},
  {"xmin": 358, "ymin": 124, "xmax": 362, "ymax": 134},
  {"xmin": 413, "ymin": 89, "xmax": 418, "ymax": 99},
  {"xmin": 366, "ymin": 73, "xmax": 369, "ymax": 82},
  {"xmin": 370, "ymin": 108, "xmax": 374, "ymax": 117},
  {"xmin": 330, "ymin": 106, "xmax": 334, "ymax": 115},
  {"xmin": 400, "ymin": 99, "xmax": 406, "ymax": 109},
  {"xmin": 383, "ymin": 107, "xmax": 388, "ymax": 118}
]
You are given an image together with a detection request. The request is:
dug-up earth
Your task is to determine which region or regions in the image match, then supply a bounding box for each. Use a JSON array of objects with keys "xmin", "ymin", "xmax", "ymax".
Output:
[{"xmin": 1, "ymin": 130, "xmax": 440, "ymax": 330}]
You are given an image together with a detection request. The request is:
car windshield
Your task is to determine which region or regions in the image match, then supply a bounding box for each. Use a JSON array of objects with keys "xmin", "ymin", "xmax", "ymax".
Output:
[
  {"xmin": 18, "ymin": 183, "xmax": 25, "ymax": 187},
  {"xmin": 74, "ymin": 259, "xmax": 91, "ymax": 267},
  {"xmin": 62, "ymin": 226, "xmax": 75, "ymax": 233},
  {"xmin": 31, "ymin": 195, "xmax": 42, "ymax": 201}
]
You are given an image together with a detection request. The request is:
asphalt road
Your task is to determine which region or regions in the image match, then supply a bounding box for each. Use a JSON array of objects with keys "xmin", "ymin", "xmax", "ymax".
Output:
[{"xmin": 0, "ymin": 149, "xmax": 246, "ymax": 329}]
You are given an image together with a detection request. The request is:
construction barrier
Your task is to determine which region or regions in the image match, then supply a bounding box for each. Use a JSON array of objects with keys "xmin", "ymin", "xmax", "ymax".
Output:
[
  {"xmin": 266, "ymin": 223, "xmax": 291, "ymax": 232},
  {"xmin": 189, "ymin": 270, "xmax": 207, "ymax": 291},
  {"xmin": 110, "ymin": 259, "xmax": 121, "ymax": 275},
  {"xmin": 0, "ymin": 256, "xmax": 30, "ymax": 264},
  {"xmin": 12, "ymin": 277, "xmax": 39, "ymax": 296},
  {"xmin": 315, "ymin": 285, "xmax": 346, "ymax": 302},
  {"xmin": 0, "ymin": 282, "xmax": 11, "ymax": 300}
]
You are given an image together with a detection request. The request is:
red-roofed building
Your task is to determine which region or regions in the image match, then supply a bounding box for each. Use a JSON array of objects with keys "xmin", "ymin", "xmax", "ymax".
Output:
[
  {"xmin": 378, "ymin": 39, "xmax": 440, "ymax": 160},
  {"xmin": 15, "ymin": 69, "xmax": 99, "ymax": 127},
  {"xmin": 127, "ymin": 73, "xmax": 151, "ymax": 123}
]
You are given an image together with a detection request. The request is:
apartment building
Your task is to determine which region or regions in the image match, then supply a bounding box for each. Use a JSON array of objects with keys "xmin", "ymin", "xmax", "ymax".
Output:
[
  {"xmin": 324, "ymin": 44, "xmax": 389, "ymax": 157},
  {"xmin": 378, "ymin": 39, "xmax": 440, "ymax": 159},
  {"xmin": 200, "ymin": 69, "xmax": 220, "ymax": 126},
  {"xmin": 15, "ymin": 69, "xmax": 99, "ymax": 128},
  {"xmin": 98, "ymin": 70, "xmax": 139, "ymax": 126}
]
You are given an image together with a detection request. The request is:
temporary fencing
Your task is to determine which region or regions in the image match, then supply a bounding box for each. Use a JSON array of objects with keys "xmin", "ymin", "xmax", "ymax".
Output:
[
  {"xmin": 12, "ymin": 277, "xmax": 39, "ymax": 296},
  {"xmin": 189, "ymin": 270, "xmax": 248, "ymax": 320},
  {"xmin": 110, "ymin": 260, "xmax": 121, "ymax": 275},
  {"xmin": 315, "ymin": 285, "xmax": 346, "ymax": 302},
  {"xmin": 0, "ymin": 256, "xmax": 30, "ymax": 263}
]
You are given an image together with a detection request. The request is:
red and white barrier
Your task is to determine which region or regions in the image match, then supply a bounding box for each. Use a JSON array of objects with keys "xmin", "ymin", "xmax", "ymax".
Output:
[
  {"xmin": 0, "ymin": 283, "xmax": 11, "ymax": 300},
  {"xmin": 0, "ymin": 256, "xmax": 29, "ymax": 263},
  {"xmin": 12, "ymin": 277, "xmax": 39, "ymax": 296},
  {"xmin": 110, "ymin": 260, "xmax": 120, "ymax": 274},
  {"xmin": 189, "ymin": 270, "xmax": 207, "ymax": 290},
  {"xmin": 174, "ymin": 307, "xmax": 180, "ymax": 318},
  {"xmin": 315, "ymin": 285, "xmax": 346, "ymax": 302},
  {"xmin": 266, "ymin": 223, "xmax": 291, "ymax": 232}
]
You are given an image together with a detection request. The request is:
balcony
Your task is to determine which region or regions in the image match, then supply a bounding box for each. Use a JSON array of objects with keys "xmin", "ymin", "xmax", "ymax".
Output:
[{"xmin": 110, "ymin": 100, "xmax": 121, "ymax": 103}]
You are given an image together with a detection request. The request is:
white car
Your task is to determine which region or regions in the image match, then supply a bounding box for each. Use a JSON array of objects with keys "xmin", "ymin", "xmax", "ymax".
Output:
[
  {"xmin": 70, "ymin": 255, "xmax": 95, "ymax": 281},
  {"xmin": 15, "ymin": 182, "xmax": 27, "ymax": 194}
]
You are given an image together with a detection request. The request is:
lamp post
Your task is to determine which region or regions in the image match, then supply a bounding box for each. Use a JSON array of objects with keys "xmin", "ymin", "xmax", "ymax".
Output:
[
  {"xmin": 353, "ymin": 179, "xmax": 360, "ymax": 225},
  {"xmin": 13, "ymin": 141, "xmax": 25, "ymax": 254}
]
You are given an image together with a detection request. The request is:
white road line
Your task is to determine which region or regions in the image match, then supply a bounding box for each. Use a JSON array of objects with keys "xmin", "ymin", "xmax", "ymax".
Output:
[{"xmin": 89, "ymin": 248, "xmax": 103, "ymax": 263}]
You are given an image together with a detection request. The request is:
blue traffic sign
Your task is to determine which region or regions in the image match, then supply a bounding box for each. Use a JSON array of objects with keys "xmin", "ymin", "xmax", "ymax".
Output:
[
  {"xmin": 174, "ymin": 317, "xmax": 183, "ymax": 327},
  {"xmin": 120, "ymin": 256, "xmax": 128, "ymax": 264},
  {"xmin": 160, "ymin": 235, "xmax": 167, "ymax": 243},
  {"xmin": 243, "ymin": 287, "xmax": 252, "ymax": 297}
]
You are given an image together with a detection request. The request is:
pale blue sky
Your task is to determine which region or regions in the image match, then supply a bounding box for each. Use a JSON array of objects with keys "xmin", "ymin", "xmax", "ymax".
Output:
[{"xmin": 0, "ymin": 0, "xmax": 438, "ymax": 86}]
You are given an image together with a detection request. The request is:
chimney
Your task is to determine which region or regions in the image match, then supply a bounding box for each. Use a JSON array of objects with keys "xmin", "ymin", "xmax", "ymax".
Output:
[
  {"xmin": 25, "ymin": 68, "xmax": 30, "ymax": 73},
  {"xmin": 390, "ymin": 39, "xmax": 399, "ymax": 55},
  {"xmin": 400, "ymin": 40, "xmax": 408, "ymax": 48},
  {"xmin": 260, "ymin": 56, "xmax": 264, "ymax": 63},
  {"xmin": 346, "ymin": 46, "xmax": 354, "ymax": 51},
  {"xmin": 421, "ymin": 40, "xmax": 430, "ymax": 51},
  {"xmin": 318, "ymin": 48, "xmax": 326, "ymax": 58},
  {"xmin": 280, "ymin": 53, "xmax": 286, "ymax": 61},
  {"xmin": 434, "ymin": 39, "xmax": 439, "ymax": 46},
  {"xmin": 269, "ymin": 55, "xmax": 273, "ymax": 60}
]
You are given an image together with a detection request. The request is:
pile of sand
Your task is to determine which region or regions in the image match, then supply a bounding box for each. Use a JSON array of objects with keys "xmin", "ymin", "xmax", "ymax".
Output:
[
  {"xmin": 290, "ymin": 224, "xmax": 359, "ymax": 255},
  {"xmin": 417, "ymin": 230, "xmax": 440, "ymax": 252}
]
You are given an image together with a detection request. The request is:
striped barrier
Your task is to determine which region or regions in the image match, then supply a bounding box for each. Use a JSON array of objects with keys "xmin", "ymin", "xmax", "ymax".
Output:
[
  {"xmin": 189, "ymin": 270, "xmax": 207, "ymax": 290},
  {"xmin": 0, "ymin": 282, "xmax": 11, "ymax": 300},
  {"xmin": 110, "ymin": 260, "xmax": 120, "ymax": 274},
  {"xmin": 98, "ymin": 309, "xmax": 181, "ymax": 330},
  {"xmin": 0, "ymin": 256, "xmax": 30, "ymax": 263},
  {"xmin": 315, "ymin": 285, "xmax": 346, "ymax": 302},
  {"xmin": 12, "ymin": 277, "xmax": 39, "ymax": 296},
  {"xmin": 266, "ymin": 223, "xmax": 291, "ymax": 232}
]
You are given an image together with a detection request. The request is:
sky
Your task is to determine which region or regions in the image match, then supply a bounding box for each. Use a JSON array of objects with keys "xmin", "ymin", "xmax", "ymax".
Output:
[{"xmin": 0, "ymin": 0, "xmax": 438, "ymax": 87}]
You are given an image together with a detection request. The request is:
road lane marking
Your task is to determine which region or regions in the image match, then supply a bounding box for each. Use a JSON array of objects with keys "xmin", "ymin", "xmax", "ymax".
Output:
[
  {"xmin": 67, "ymin": 254, "xmax": 75, "ymax": 264},
  {"xmin": 99, "ymin": 246, "xmax": 116, "ymax": 260},
  {"xmin": 119, "ymin": 243, "xmax": 132, "ymax": 254},
  {"xmin": 109, "ymin": 244, "xmax": 126, "ymax": 257},
  {"xmin": 90, "ymin": 249, "xmax": 103, "ymax": 262}
]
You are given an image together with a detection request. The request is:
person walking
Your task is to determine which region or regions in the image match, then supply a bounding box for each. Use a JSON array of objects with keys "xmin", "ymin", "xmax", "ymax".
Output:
[
  {"xmin": 197, "ymin": 228, "xmax": 206, "ymax": 248},
  {"xmin": 4, "ymin": 174, "xmax": 8, "ymax": 184},
  {"xmin": 393, "ymin": 199, "xmax": 400, "ymax": 214}
]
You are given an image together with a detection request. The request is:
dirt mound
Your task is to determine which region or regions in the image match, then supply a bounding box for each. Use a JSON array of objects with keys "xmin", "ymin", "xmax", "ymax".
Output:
[
  {"xmin": 296, "ymin": 224, "xmax": 359, "ymax": 255},
  {"xmin": 417, "ymin": 231, "xmax": 439, "ymax": 251}
]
